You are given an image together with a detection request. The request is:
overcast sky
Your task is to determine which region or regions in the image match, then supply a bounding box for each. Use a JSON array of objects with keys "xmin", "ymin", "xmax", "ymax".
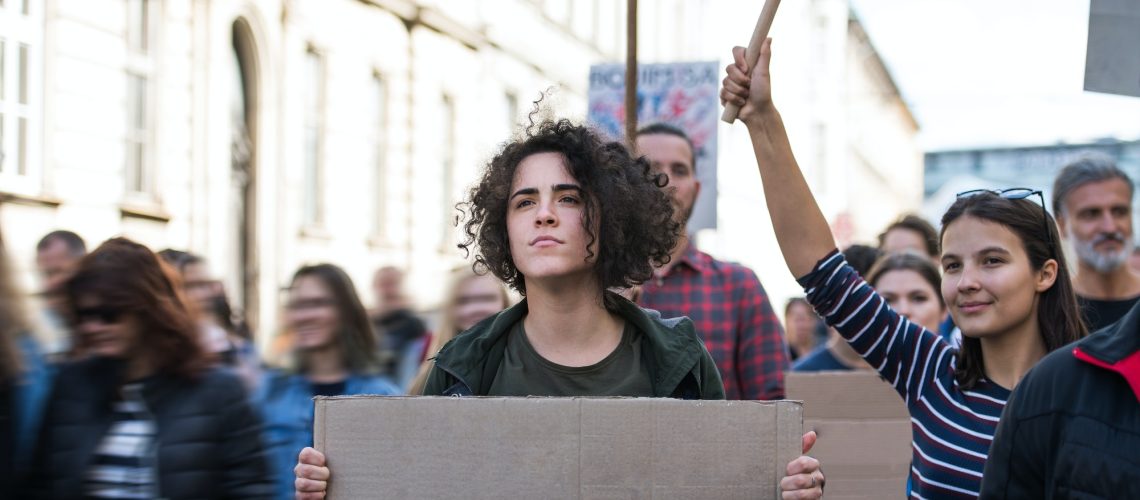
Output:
[{"xmin": 851, "ymin": 0, "xmax": 1140, "ymax": 151}]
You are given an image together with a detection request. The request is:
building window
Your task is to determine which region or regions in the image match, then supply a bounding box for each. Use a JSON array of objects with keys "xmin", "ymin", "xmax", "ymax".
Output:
[
  {"xmin": 370, "ymin": 72, "xmax": 389, "ymax": 238},
  {"xmin": 0, "ymin": 0, "xmax": 43, "ymax": 193},
  {"xmin": 303, "ymin": 48, "xmax": 325, "ymax": 227},
  {"xmin": 124, "ymin": 0, "xmax": 155, "ymax": 197},
  {"xmin": 441, "ymin": 94, "xmax": 456, "ymax": 247}
]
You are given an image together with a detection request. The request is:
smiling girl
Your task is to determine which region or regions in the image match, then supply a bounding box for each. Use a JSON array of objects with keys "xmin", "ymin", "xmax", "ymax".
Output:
[
  {"xmin": 256, "ymin": 264, "xmax": 401, "ymax": 499},
  {"xmin": 721, "ymin": 40, "xmax": 1086, "ymax": 498}
]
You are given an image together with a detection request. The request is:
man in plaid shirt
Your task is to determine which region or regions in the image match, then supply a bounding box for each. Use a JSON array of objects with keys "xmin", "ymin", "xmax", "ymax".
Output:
[{"xmin": 634, "ymin": 124, "xmax": 789, "ymax": 400}]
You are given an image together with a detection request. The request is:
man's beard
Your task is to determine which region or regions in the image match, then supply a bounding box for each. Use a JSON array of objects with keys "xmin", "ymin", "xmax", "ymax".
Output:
[
  {"xmin": 671, "ymin": 193, "xmax": 697, "ymax": 228},
  {"xmin": 1072, "ymin": 230, "xmax": 1134, "ymax": 273}
]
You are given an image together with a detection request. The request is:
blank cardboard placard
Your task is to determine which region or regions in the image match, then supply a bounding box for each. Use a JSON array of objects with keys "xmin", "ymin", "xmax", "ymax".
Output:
[
  {"xmin": 314, "ymin": 396, "xmax": 802, "ymax": 499},
  {"xmin": 1085, "ymin": 0, "xmax": 1140, "ymax": 98},
  {"xmin": 786, "ymin": 371, "xmax": 911, "ymax": 500}
]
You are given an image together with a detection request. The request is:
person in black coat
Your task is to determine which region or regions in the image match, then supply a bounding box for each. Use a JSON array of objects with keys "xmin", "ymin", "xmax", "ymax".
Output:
[
  {"xmin": 29, "ymin": 238, "xmax": 273, "ymax": 499},
  {"xmin": 981, "ymin": 299, "xmax": 1140, "ymax": 498}
]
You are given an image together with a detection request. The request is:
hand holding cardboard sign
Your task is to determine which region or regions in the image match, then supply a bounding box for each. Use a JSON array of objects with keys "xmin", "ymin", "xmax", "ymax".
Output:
[
  {"xmin": 294, "ymin": 447, "xmax": 329, "ymax": 499},
  {"xmin": 295, "ymin": 430, "xmax": 823, "ymax": 498},
  {"xmin": 780, "ymin": 431, "xmax": 825, "ymax": 499}
]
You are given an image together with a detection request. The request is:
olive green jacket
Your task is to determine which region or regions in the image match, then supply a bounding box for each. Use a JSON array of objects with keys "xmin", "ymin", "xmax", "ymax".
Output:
[{"xmin": 422, "ymin": 292, "xmax": 726, "ymax": 399}]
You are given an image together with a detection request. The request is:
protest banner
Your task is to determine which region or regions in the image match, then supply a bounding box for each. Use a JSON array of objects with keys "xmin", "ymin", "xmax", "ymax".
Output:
[{"xmin": 588, "ymin": 61, "xmax": 720, "ymax": 231}]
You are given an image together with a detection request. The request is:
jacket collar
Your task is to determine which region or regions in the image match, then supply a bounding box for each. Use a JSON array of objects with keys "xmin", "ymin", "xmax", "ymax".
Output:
[
  {"xmin": 1072, "ymin": 300, "xmax": 1140, "ymax": 402},
  {"xmin": 434, "ymin": 292, "xmax": 703, "ymax": 397}
]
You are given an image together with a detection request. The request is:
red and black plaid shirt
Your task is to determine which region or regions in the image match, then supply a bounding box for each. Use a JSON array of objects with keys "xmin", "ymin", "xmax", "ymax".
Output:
[{"xmin": 638, "ymin": 244, "xmax": 789, "ymax": 400}]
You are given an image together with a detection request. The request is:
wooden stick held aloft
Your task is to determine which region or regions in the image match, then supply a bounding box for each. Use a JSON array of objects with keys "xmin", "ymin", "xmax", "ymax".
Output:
[{"xmin": 721, "ymin": 0, "xmax": 782, "ymax": 124}]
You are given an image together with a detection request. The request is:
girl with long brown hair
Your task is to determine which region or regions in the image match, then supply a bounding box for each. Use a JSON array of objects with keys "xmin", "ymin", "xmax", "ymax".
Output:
[
  {"xmin": 722, "ymin": 39, "xmax": 1086, "ymax": 498},
  {"xmin": 29, "ymin": 237, "xmax": 272, "ymax": 499},
  {"xmin": 254, "ymin": 263, "xmax": 401, "ymax": 500}
]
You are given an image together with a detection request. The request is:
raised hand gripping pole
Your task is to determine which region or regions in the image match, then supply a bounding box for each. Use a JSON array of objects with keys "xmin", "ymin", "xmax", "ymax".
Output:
[{"xmin": 720, "ymin": 0, "xmax": 782, "ymax": 124}]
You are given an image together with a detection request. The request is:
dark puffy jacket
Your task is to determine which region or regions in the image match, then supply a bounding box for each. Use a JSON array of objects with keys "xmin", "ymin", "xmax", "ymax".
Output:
[
  {"xmin": 980, "ymin": 302, "xmax": 1140, "ymax": 499},
  {"xmin": 423, "ymin": 292, "xmax": 726, "ymax": 399},
  {"xmin": 30, "ymin": 358, "xmax": 274, "ymax": 499}
]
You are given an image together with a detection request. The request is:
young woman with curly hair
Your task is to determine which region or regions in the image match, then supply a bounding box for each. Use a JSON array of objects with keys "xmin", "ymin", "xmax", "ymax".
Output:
[{"xmin": 295, "ymin": 118, "xmax": 826, "ymax": 500}]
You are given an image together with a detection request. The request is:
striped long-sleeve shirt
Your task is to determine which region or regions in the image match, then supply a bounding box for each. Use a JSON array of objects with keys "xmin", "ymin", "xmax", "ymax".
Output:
[{"xmin": 799, "ymin": 250, "xmax": 1010, "ymax": 499}]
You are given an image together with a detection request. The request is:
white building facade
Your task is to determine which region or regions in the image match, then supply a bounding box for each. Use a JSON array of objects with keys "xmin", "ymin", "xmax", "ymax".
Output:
[{"xmin": 0, "ymin": 0, "xmax": 920, "ymax": 347}]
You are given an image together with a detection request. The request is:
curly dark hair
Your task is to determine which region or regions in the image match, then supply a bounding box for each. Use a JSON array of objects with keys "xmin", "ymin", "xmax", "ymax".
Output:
[{"xmin": 458, "ymin": 118, "xmax": 680, "ymax": 309}]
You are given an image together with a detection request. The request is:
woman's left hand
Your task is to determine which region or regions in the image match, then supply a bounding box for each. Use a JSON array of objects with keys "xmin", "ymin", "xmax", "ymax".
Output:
[{"xmin": 781, "ymin": 431, "xmax": 824, "ymax": 499}]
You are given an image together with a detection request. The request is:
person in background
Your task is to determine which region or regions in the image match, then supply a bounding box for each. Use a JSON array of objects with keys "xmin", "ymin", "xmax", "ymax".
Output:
[
  {"xmin": 793, "ymin": 244, "xmax": 880, "ymax": 372},
  {"xmin": 1, "ymin": 228, "xmax": 53, "ymax": 492},
  {"xmin": 1052, "ymin": 155, "xmax": 1140, "ymax": 331},
  {"xmin": 723, "ymin": 39, "xmax": 1086, "ymax": 497},
  {"xmin": 255, "ymin": 263, "xmax": 400, "ymax": 500},
  {"xmin": 878, "ymin": 214, "xmax": 939, "ymax": 261},
  {"xmin": 371, "ymin": 266, "xmax": 430, "ymax": 389},
  {"xmin": 635, "ymin": 122, "xmax": 789, "ymax": 400},
  {"xmin": 296, "ymin": 117, "xmax": 825, "ymax": 500},
  {"xmin": 30, "ymin": 237, "xmax": 272, "ymax": 499},
  {"xmin": 159, "ymin": 250, "xmax": 259, "ymax": 384},
  {"xmin": 878, "ymin": 214, "xmax": 963, "ymax": 343},
  {"xmin": 407, "ymin": 266, "xmax": 511, "ymax": 395},
  {"xmin": 783, "ymin": 298, "xmax": 820, "ymax": 362},
  {"xmin": 34, "ymin": 230, "xmax": 87, "ymax": 359},
  {"xmin": 981, "ymin": 291, "xmax": 1140, "ymax": 497},
  {"xmin": 797, "ymin": 251, "xmax": 948, "ymax": 372}
]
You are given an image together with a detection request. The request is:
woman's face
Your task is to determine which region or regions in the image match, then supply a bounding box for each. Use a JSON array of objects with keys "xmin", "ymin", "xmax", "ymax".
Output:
[
  {"xmin": 874, "ymin": 269, "xmax": 946, "ymax": 332},
  {"xmin": 453, "ymin": 275, "xmax": 507, "ymax": 332},
  {"xmin": 784, "ymin": 302, "xmax": 818, "ymax": 348},
  {"xmin": 940, "ymin": 215, "xmax": 1055, "ymax": 339},
  {"xmin": 181, "ymin": 261, "xmax": 221, "ymax": 315},
  {"xmin": 286, "ymin": 275, "xmax": 341, "ymax": 351},
  {"xmin": 882, "ymin": 228, "xmax": 930, "ymax": 258},
  {"xmin": 506, "ymin": 152, "xmax": 596, "ymax": 283},
  {"xmin": 73, "ymin": 295, "xmax": 140, "ymax": 359}
]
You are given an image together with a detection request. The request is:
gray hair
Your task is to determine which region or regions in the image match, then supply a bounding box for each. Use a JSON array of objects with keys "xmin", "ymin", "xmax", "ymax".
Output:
[{"xmin": 1052, "ymin": 154, "xmax": 1133, "ymax": 216}]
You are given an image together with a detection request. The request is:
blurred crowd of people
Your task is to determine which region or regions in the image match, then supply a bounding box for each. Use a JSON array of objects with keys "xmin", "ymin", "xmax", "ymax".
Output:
[
  {"xmin": 0, "ymin": 223, "xmax": 520, "ymax": 497},
  {"xmin": 3, "ymin": 49, "xmax": 1139, "ymax": 498}
]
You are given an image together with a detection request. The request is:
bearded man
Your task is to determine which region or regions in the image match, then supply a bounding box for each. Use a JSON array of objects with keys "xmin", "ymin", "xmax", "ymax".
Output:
[{"xmin": 1053, "ymin": 155, "xmax": 1140, "ymax": 331}]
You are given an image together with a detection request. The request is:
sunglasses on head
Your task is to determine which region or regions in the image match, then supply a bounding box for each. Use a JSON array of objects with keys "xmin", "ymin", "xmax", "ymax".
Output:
[
  {"xmin": 955, "ymin": 187, "xmax": 1056, "ymax": 256},
  {"xmin": 74, "ymin": 306, "xmax": 127, "ymax": 325}
]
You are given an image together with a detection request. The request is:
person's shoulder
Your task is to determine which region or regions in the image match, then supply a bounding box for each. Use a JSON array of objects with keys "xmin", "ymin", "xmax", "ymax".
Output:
[
  {"xmin": 792, "ymin": 346, "xmax": 846, "ymax": 372},
  {"xmin": 1006, "ymin": 338, "xmax": 1092, "ymax": 416},
  {"xmin": 193, "ymin": 366, "xmax": 251, "ymax": 399},
  {"xmin": 698, "ymin": 252, "xmax": 765, "ymax": 288},
  {"xmin": 449, "ymin": 303, "xmax": 523, "ymax": 347},
  {"xmin": 635, "ymin": 304, "xmax": 696, "ymax": 336},
  {"xmin": 52, "ymin": 357, "xmax": 107, "ymax": 383}
]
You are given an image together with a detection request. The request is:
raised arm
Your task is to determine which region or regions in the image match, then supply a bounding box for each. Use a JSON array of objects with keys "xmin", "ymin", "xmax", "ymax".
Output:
[
  {"xmin": 721, "ymin": 39, "xmax": 835, "ymax": 278},
  {"xmin": 722, "ymin": 41, "xmax": 954, "ymax": 406}
]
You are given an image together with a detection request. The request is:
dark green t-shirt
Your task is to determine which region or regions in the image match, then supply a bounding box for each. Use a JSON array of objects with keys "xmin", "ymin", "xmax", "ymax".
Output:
[{"xmin": 486, "ymin": 319, "xmax": 654, "ymax": 397}]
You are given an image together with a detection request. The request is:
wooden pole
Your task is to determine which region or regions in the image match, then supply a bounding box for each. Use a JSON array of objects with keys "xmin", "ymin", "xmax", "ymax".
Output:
[{"xmin": 625, "ymin": 0, "xmax": 638, "ymax": 149}]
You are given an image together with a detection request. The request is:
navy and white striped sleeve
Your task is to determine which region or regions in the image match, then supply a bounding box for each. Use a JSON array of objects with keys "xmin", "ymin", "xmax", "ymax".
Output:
[{"xmin": 797, "ymin": 250, "xmax": 955, "ymax": 406}]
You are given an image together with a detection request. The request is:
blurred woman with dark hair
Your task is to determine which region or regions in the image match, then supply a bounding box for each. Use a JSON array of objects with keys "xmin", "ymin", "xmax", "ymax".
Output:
[
  {"xmin": 254, "ymin": 263, "xmax": 400, "ymax": 499},
  {"xmin": 29, "ymin": 237, "xmax": 272, "ymax": 499}
]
